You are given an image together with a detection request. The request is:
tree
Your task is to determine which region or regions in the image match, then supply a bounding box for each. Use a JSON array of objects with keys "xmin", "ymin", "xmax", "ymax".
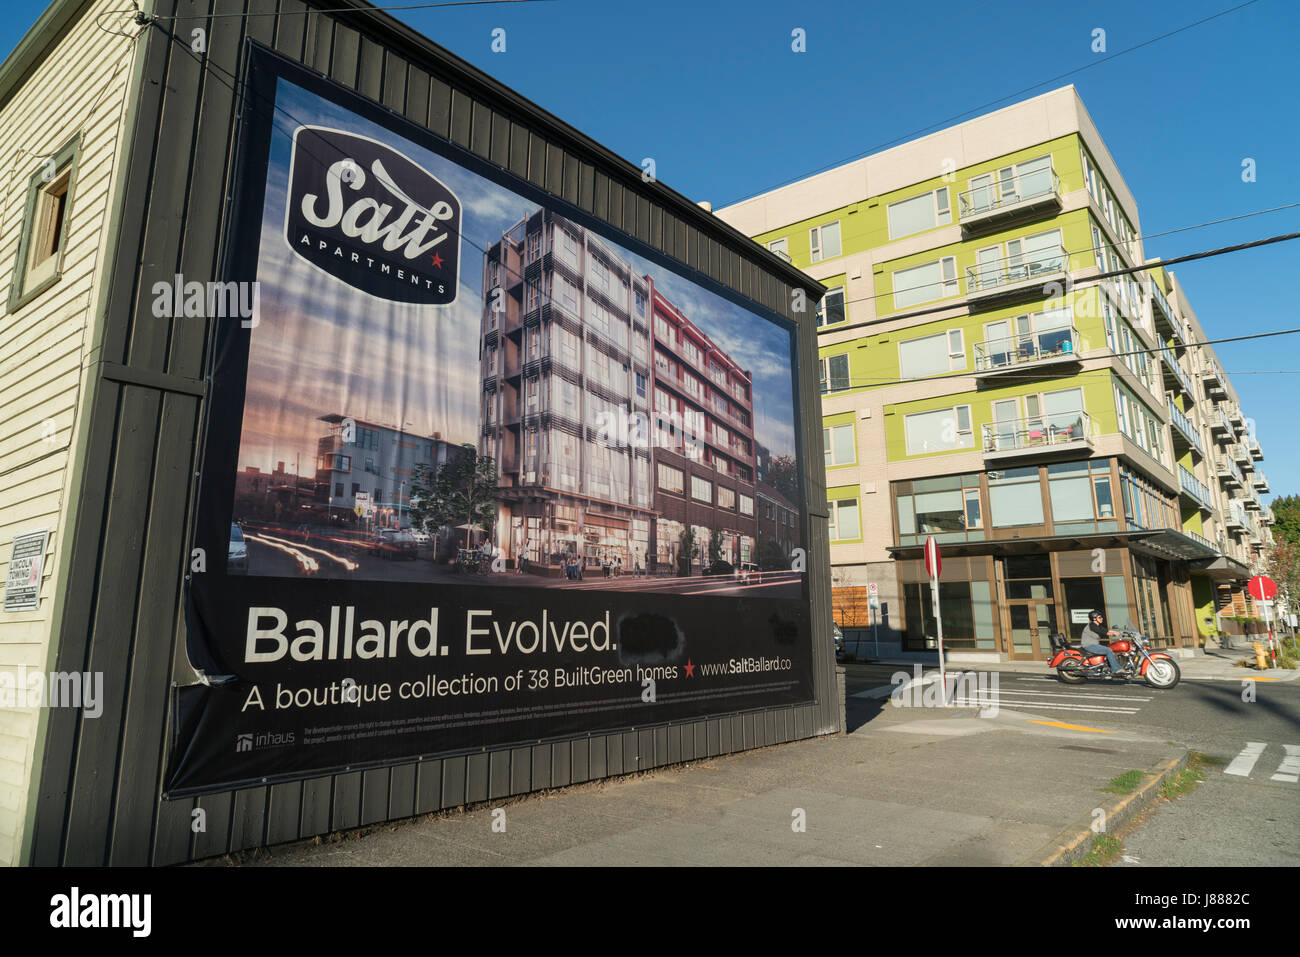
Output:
[
  {"xmin": 408, "ymin": 444, "xmax": 498, "ymax": 549},
  {"xmin": 707, "ymin": 528, "xmax": 724, "ymax": 566},
  {"xmin": 1267, "ymin": 537, "xmax": 1300, "ymax": 622},
  {"xmin": 676, "ymin": 525, "xmax": 698, "ymax": 576},
  {"xmin": 765, "ymin": 454, "xmax": 799, "ymax": 501},
  {"xmin": 1272, "ymin": 494, "xmax": 1300, "ymax": 548},
  {"xmin": 755, "ymin": 532, "xmax": 786, "ymax": 570}
]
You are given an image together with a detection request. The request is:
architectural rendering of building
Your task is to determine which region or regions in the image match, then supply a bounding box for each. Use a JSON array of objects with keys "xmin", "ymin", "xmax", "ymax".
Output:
[
  {"xmin": 480, "ymin": 211, "xmax": 760, "ymax": 574},
  {"xmin": 718, "ymin": 85, "xmax": 1274, "ymax": 658}
]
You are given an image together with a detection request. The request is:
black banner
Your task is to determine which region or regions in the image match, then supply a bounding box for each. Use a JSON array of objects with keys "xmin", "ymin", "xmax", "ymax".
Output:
[{"xmin": 168, "ymin": 46, "xmax": 814, "ymax": 795}]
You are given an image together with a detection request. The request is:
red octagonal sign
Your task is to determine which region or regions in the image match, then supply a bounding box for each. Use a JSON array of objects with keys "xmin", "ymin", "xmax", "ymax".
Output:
[
  {"xmin": 924, "ymin": 536, "xmax": 942, "ymax": 580},
  {"xmin": 1247, "ymin": 575, "xmax": 1277, "ymax": 602}
]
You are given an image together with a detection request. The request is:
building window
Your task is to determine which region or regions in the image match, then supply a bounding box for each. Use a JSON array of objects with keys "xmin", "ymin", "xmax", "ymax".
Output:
[
  {"xmin": 824, "ymin": 423, "xmax": 855, "ymax": 467},
  {"xmin": 898, "ymin": 329, "xmax": 966, "ymax": 378},
  {"xmin": 768, "ymin": 237, "xmax": 788, "ymax": 258},
  {"xmin": 816, "ymin": 286, "xmax": 846, "ymax": 327},
  {"xmin": 988, "ymin": 466, "xmax": 1044, "ymax": 527},
  {"xmin": 657, "ymin": 464, "xmax": 683, "ymax": 494},
  {"xmin": 820, "ymin": 354, "xmax": 850, "ymax": 394},
  {"xmin": 887, "ymin": 188, "xmax": 952, "ymax": 239},
  {"xmin": 740, "ymin": 494, "xmax": 754, "ymax": 516},
  {"xmin": 691, "ymin": 475, "xmax": 712, "ymax": 502},
  {"xmin": 717, "ymin": 486, "xmax": 736, "ymax": 509},
  {"xmin": 828, "ymin": 498, "xmax": 860, "ymax": 541},
  {"xmin": 809, "ymin": 221, "xmax": 841, "ymax": 262},
  {"xmin": 335, "ymin": 482, "xmax": 344, "ymax": 498},
  {"xmin": 9, "ymin": 135, "xmax": 80, "ymax": 312},
  {"xmin": 903, "ymin": 406, "xmax": 973, "ymax": 456},
  {"xmin": 892, "ymin": 257, "xmax": 958, "ymax": 309}
]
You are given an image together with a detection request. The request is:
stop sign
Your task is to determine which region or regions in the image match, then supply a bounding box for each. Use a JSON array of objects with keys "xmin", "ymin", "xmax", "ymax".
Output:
[
  {"xmin": 1247, "ymin": 575, "xmax": 1277, "ymax": 602},
  {"xmin": 924, "ymin": 536, "xmax": 942, "ymax": 579}
]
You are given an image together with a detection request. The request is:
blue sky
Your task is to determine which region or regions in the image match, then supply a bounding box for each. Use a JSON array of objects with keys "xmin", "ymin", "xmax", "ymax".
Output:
[{"xmin": 4, "ymin": 0, "xmax": 1296, "ymax": 496}]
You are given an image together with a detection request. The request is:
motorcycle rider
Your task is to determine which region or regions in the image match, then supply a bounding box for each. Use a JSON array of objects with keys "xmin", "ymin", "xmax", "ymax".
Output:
[{"xmin": 1081, "ymin": 609, "xmax": 1130, "ymax": 676}]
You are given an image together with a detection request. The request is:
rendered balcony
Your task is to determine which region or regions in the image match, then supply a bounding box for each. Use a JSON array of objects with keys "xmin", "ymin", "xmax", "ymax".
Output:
[
  {"xmin": 1158, "ymin": 345, "xmax": 1195, "ymax": 398},
  {"xmin": 1215, "ymin": 455, "xmax": 1243, "ymax": 487},
  {"xmin": 1253, "ymin": 469, "xmax": 1269, "ymax": 493},
  {"xmin": 1249, "ymin": 437, "xmax": 1263, "ymax": 461},
  {"xmin": 1260, "ymin": 505, "xmax": 1274, "ymax": 525},
  {"xmin": 1232, "ymin": 442, "xmax": 1251, "ymax": 467},
  {"xmin": 1243, "ymin": 490, "xmax": 1261, "ymax": 511},
  {"xmin": 965, "ymin": 245, "xmax": 1069, "ymax": 306},
  {"xmin": 1177, "ymin": 466, "xmax": 1214, "ymax": 513},
  {"xmin": 958, "ymin": 169, "xmax": 1062, "ymax": 234},
  {"xmin": 1166, "ymin": 399, "xmax": 1204, "ymax": 456},
  {"xmin": 972, "ymin": 326, "xmax": 1082, "ymax": 378},
  {"xmin": 981, "ymin": 411, "xmax": 1094, "ymax": 462},
  {"xmin": 1227, "ymin": 404, "xmax": 1244, "ymax": 429}
]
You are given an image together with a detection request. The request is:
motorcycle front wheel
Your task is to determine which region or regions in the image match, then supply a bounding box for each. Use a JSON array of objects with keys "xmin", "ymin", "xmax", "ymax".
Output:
[
  {"xmin": 1144, "ymin": 658, "xmax": 1181, "ymax": 689},
  {"xmin": 1057, "ymin": 661, "xmax": 1086, "ymax": 684}
]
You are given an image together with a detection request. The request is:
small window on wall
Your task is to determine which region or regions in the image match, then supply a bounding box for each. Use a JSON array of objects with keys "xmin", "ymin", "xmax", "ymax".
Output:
[
  {"xmin": 810, "ymin": 221, "xmax": 841, "ymax": 262},
  {"xmin": 820, "ymin": 354, "xmax": 850, "ymax": 394},
  {"xmin": 9, "ymin": 136, "xmax": 80, "ymax": 312},
  {"xmin": 816, "ymin": 287, "xmax": 846, "ymax": 327},
  {"xmin": 828, "ymin": 498, "xmax": 860, "ymax": 541},
  {"xmin": 824, "ymin": 423, "xmax": 856, "ymax": 467}
]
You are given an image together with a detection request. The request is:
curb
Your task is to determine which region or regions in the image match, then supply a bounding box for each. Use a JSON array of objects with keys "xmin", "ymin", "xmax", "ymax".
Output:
[{"xmin": 1031, "ymin": 750, "xmax": 1189, "ymax": 867}]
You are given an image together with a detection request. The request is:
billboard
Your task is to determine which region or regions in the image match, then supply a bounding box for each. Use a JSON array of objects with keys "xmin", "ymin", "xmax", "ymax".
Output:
[{"xmin": 167, "ymin": 47, "xmax": 814, "ymax": 795}]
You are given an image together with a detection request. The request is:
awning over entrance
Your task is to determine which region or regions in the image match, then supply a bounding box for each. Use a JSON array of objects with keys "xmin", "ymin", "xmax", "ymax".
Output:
[
  {"xmin": 887, "ymin": 527, "xmax": 1215, "ymax": 561},
  {"xmin": 1189, "ymin": 554, "xmax": 1252, "ymax": 582}
]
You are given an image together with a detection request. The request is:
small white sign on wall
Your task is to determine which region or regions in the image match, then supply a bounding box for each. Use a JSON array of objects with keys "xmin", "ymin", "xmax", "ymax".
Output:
[
  {"xmin": 1070, "ymin": 609, "xmax": 1091, "ymax": 625},
  {"xmin": 5, "ymin": 529, "xmax": 50, "ymax": 612}
]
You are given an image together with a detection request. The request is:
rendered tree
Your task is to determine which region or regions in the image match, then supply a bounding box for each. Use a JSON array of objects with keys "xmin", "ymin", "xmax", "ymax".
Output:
[
  {"xmin": 765, "ymin": 453, "xmax": 800, "ymax": 501},
  {"xmin": 707, "ymin": 527, "xmax": 725, "ymax": 565},
  {"xmin": 408, "ymin": 444, "xmax": 498, "ymax": 549},
  {"xmin": 676, "ymin": 525, "xmax": 699, "ymax": 576}
]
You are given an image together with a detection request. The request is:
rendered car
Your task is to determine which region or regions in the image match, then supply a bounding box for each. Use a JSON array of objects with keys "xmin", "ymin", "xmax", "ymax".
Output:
[{"xmin": 228, "ymin": 522, "xmax": 248, "ymax": 572}]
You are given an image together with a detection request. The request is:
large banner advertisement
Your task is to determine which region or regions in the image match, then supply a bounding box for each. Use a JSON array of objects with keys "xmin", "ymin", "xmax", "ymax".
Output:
[{"xmin": 167, "ymin": 47, "xmax": 814, "ymax": 795}]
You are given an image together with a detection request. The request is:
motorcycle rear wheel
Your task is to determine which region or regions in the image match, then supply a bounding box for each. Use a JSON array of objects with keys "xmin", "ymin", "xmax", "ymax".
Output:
[
  {"xmin": 1144, "ymin": 658, "xmax": 1180, "ymax": 689},
  {"xmin": 1057, "ymin": 662, "xmax": 1086, "ymax": 684}
]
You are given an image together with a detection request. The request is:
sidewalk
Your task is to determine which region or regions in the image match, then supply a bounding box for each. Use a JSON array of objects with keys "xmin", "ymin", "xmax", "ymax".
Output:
[{"xmin": 216, "ymin": 700, "xmax": 1185, "ymax": 867}]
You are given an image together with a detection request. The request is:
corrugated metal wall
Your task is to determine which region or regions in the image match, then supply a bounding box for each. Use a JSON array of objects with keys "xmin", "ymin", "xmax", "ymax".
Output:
[{"xmin": 30, "ymin": 0, "xmax": 835, "ymax": 865}]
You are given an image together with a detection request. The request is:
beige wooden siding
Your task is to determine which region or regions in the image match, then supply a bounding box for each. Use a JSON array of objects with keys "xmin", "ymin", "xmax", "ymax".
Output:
[{"xmin": 0, "ymin": 0, "xmax": 139, "ymax": 865}]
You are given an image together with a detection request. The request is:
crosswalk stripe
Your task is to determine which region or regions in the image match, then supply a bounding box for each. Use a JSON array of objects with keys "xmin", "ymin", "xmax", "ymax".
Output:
[
  {"xmin": 1270, "ymin": 745, "xmax": 1300, "ymax": 783},
  {"xmin": 1224, "ymin": 742, "xmax": 1267, "ymax": 777}
]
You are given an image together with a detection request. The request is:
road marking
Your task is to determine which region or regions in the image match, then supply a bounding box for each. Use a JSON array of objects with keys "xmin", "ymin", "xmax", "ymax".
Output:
[
  {"xmin": 1270, "ymin": 745, "xmax": 1300, "ymax": 783},
  {"xmin": 953, "ymin": 699, "xmax": 1140, "ymax": 715},
  {"xmin": 1027, "ymin": 720, "xmax": 1114, "ymax": 734},
  {"xmin": 1224, "ymin": 742, "xmax": 1266, "ymax": 777},
  {"xmin": 850, "ymin": 685, "xmax": 898, "ymax": 700},
  {"xmin": 976, "ymin": 688, "xmax": 1153, "ymax": 703}
]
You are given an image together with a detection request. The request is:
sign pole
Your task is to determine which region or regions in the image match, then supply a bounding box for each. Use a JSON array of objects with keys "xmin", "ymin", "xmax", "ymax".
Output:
[{"xmin": 925, "ymin": 537, "xmax": 947, "ymax": 705}]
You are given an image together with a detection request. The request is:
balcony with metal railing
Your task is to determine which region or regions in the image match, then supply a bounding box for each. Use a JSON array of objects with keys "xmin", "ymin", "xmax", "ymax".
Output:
[
  {"xmin": 1242, "ymin": 487, "xmax": 1261, "ymax": 511},
  {"xmin": 1224, "ymin": 504, "xmax": 1247, "ymax": 532},
  {"xmin": 1209, "ymin": 408, "xmax": 1232, "ymax": 440},
  {"xmin": 1248, "ymin": 436, "xmax": 1263, "ymax": 461},
  {"xmin": 1177, "ymin": 465, "xmax": 1214, "ymax": 513},
  {"xmin": 1226, "ymin": 403, "xmax": 1244, "ymax": 429},
  {"xmin": 981, "ymin": 410, "xmax": 1095, "ymax": 461},
  {"xmin": 1157, "ymin": 344, "xmax": 1195, "ymax": 398},
  {"xmin": 1148, "ymin": 281, "xmax": 1183, "ymax": 345},
  {"xmin": 1253, "ymin": 469, "xmax": 1269, "ymax": 493},
  {"xmin": 1232, "ymin": 441, "xmax": 1252, "ymax": 467},
  {"xmin": 1200, "ymin": 358, "xmax": 1226, "ymax": 396},
  {"xmin": 1260, "ymin": 504, "xmax": 1275, "ymax": 525},
  {"xmin": 958, "ymin": 168, "xmax": 1062, "ymax": 233},
  {"xmin": 1215, "ymin": 455, "xmax": 1243, "ymax": 487},
  {"xmin": 1166, "ymin": 398, "xmax": 1204, "ymax": 456},
  {"xmin": 972, "ymin": 326, "xmax": 1082, "ymax": 378},
  {"xmin": 965, "ymin": 245, "xmax": 1069, "ymax": 305}
]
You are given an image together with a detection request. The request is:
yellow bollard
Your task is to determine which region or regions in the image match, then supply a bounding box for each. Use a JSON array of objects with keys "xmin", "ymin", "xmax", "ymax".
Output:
[{"xmin": 1252, "ymin": 641, "xmax": 1267, "ymax": 670}]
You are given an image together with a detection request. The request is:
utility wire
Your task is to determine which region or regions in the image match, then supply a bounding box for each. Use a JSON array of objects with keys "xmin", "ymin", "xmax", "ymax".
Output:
[{"xmin": 718, "ymin": 0, "xmax": 1262, "ymax": 208}]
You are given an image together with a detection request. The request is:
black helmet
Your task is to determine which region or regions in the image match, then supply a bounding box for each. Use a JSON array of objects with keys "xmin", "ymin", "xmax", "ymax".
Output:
[{"xmin": 1089, "ymin": 609, "xmax": 1105, "ymax": 620}]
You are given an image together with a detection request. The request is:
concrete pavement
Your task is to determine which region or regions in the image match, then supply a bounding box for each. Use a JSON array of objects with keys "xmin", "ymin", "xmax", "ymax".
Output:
[{"xmin": 212, "ymin": 695, "xmax": 1186, "ymax": 867}]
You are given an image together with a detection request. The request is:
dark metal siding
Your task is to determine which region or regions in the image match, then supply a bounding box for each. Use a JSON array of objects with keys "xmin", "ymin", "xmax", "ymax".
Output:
[{"xmin": 32, "ymin": 0, "xmax": 835, "ymax": 866}]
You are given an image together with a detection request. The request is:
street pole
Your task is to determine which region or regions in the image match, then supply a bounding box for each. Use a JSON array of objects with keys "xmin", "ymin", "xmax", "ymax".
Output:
[{"xmin": 934, "ymin": 573, "xmax": 947, "ymax": 704}]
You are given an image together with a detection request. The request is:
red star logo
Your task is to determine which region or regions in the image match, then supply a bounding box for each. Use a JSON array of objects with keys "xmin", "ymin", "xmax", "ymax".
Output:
[
  {"xmin": 430, "ymin": 253, "xmax": 444, "ymax": 269},
  {"xmin": 684, "ymin": 659, "xmax": 695, "ymax": 678}
]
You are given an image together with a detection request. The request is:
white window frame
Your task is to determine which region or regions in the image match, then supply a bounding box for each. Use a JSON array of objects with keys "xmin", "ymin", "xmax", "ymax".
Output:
[
  {"xmin": 816, "ymin": 286, "xmax": 846, "ymax": 327},
  {"xmin": 828, "ymin": 497, "xmax": 860, "ymax": 541},
  {"xmin": 898, "ymin": 328, "xmax": 965, "ymax": 379},
  {"xmin": 903, "ymin": 405, "xmax": 973, "ymax": 456},
  {"xmin": 820, "ymin": 353, "xmax": 851, "ymax": 393},
  {"xmin": 767, "ymin": 237, "xmax": 788, "ymax": 257},
  {"xmin": 809, "ymin": 220, "xmax": 841, "ymax": 263},
  {"xmin": 691, "ymin": 475, "xmax": 713, "ymax": 503},
  {"xmin": 823, "ymin": 422, "xmax": 856, "ymax": 467},
  {"xmin": 886, "ymin": 188, "xmax": 952, "ymax": 239},
  {"xmin": 892, "ymin": 256, "xmax": 958, "ymax": 310}
]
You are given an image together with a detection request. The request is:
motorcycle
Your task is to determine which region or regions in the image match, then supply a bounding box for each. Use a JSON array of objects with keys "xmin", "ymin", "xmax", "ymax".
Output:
[{"xmin": 1046, "ymin": 622, "xmax": 1180, "ymax": 689}]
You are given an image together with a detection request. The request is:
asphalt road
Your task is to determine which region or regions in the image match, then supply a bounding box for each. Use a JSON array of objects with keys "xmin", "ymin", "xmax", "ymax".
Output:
[{"xmin": 841, "ymin": 660, "xmax": 1300, "ymax": 866}]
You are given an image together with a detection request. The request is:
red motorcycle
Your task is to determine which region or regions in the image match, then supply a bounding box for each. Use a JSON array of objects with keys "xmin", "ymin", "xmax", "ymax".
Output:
[{"xmin": 1047, "ymin": 623, "xmax": 1180, "ymax": 689}]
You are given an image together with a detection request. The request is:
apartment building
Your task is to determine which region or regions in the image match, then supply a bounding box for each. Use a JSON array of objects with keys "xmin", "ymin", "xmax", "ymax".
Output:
[
  {"xmin": 313, "ymin": 413, "xmax": 464, "ymax": 527},
  {"xmin": 649, "ymin": 286, "xmax": 758, "ymax": 570},
  {"xmin": 480, "ymin": 210, "xmax": 760, "ymax": 573},
  {"xmin": 718, "ymin": 85, "xmax": 1273, "ymax": 659},
  {"xmin": 480, "ymin": 208, "xmax": 656, "ymax": 572}
]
